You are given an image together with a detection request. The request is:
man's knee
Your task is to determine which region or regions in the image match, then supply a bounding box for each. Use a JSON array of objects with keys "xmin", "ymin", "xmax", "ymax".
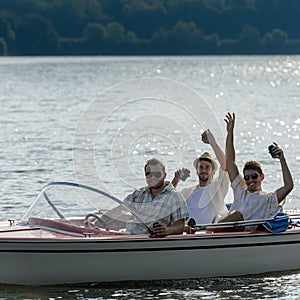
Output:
[
  {"xmin": 219, "ymin": 210, "xmax": 244, "ymax": 223},
  {"xmin": 229, "ymin": 210, "xmax": 244, "ymax": 221}
]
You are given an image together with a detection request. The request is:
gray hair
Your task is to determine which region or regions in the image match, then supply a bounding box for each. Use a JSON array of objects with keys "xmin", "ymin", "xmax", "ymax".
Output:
[{"xmin": 144, "ymin": 158, "xmax": 165, "ymax": 172}]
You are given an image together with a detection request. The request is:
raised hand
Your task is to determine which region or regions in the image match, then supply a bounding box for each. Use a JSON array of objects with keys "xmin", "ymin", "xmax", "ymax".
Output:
[
  {"xmin": 224, "ymin": 112, "xmax": 235, "ymax": 132},
  {"xmin": 201, "ymin": 129, "xmax": 216, "ymax": 145},
  {"xmin": 171, "ymin": 169, "xmax": 181, "ymax": 188},
  {"xmin": 269, "ymin": 142, "xmax": 284, "ymax": 160}
]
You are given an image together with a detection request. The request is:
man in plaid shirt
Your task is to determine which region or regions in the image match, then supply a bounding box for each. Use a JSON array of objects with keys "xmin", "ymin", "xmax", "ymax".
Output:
[{"xmin": 124, "ymin": 158, "xmax": 189, "ymax": 235}]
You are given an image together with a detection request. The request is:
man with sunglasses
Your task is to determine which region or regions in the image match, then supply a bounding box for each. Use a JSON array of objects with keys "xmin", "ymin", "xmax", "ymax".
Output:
[
  {"xmin": 122, "ymin": 157, "xmax": 189, "ymax": 235},
  {"xmin": 220, "ymin": 112, "xmax": 294, "ymax": 224}
]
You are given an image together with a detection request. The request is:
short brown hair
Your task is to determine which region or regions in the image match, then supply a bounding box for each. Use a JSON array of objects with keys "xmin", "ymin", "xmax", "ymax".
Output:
[
  {"xmin": 243, "ymin": 161, "xmax": 263, "ymax": 174},
  {"xmin": 144, "ymin": 158, "xmax": 165, "ymax": 173}
]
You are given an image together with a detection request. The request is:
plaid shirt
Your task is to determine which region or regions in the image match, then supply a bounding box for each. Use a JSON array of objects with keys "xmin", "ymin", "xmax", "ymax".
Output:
[{"xmin": 124, "ymin": 182, "xmax": 189, "ymax": 234}]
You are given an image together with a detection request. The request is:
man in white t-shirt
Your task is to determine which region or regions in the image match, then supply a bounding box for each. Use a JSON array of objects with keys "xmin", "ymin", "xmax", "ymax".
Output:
[
  {"xmin": 172, "ymin": 129, "xmax": 229, "ymax": 225},
  {"xmin": 220, "ymin": 112, "xmax": 294, "ymax": 225}
]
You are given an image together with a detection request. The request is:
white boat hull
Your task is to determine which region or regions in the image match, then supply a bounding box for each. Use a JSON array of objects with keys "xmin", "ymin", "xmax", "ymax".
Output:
[
  {"xmin": 2, "ymin": 182, "xmax": 299, "ymax": 285},
  {"xmin": 1, "ymin": 230, "xmax": 300, "ymax": 285}
]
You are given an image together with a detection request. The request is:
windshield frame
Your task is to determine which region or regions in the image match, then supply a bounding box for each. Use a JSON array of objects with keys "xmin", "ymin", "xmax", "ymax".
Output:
[{"xmin": 21, "ymin": 181, "xmax": 152, "ymax": 234}]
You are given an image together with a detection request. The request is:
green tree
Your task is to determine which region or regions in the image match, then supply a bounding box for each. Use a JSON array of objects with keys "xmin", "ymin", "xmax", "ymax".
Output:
[
  {"xmin": 122, "ymin": 0, "xmax": 168, "ymax": 38},
  {"xmin": 262, "ymin": 28, "xmax": 289, "ymax": 53},
  {"xmin": 0, "ymin": 0, "xmax": 300, "ymax": 55},
  {"xmin": 0, "ymin": 37, "xmax": 8, "ymax": 55},
  {"xmin": 151, "ymin": 27, "xmax": 169, "ymax": 48},
  {"xmin": 15, "ymin": 14, "xmax": 59, "ymax": 54},
  {"xmin": 105, "ymin": 22, "xmax": 126, "ymax": 45},
  {"xmin": 238, "ymin": 25, "xmax": 261, "ymax": 53},
  {"xmin": 49, "ymin": 0, "xmax": 86, "ymax": 38},
  {"xmin": 83, "ymin": 22, "xmax": 106, "ymax": 42},
  {"xmin": 82, "ymin": 22, "xmax": 106, "ymax": 53},
  {"xmin": 203, "ymin": 33, "xmax": 220, "ymax": 53},
  {"xmin": 168, "ymin": 21, "xmax": 204, "ymax": 52},
  {"xmin": 0, "ymin": 10, "xmax": 19, "ymax": 53}
]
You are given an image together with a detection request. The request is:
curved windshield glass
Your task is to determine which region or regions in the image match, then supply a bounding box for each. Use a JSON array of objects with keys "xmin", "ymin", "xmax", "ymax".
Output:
[{"xmin": 21, "ymin": 182, "xmax": 151, "ymax": 234}]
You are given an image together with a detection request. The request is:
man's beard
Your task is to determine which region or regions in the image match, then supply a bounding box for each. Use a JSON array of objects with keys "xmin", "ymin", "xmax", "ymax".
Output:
[
  {"xmin": 199, "ymin": 174, "xmax": 209, "ymax": 182},
  {"xmin": 148, "ymin": 178, "xmax": 165, "ymax": 189}
]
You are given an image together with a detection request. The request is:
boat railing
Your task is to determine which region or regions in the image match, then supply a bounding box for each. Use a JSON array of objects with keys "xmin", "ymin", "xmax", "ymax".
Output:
[{"xmin": 190, "ymin": 213, "xmax": 300, "ymax": 233}]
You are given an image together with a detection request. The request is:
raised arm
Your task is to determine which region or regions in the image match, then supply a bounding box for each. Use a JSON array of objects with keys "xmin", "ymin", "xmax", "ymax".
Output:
[
  {"xmin": 271, "ymin": 143, "xmax": 294, "ymax": 203},
  {"xmin": 171, "ymin": 170, "xmax": 181, "ymax": 188},
  {"xmin": 224, "ymin": 112, "xmax": 239, "ymax": 182},
  {"xmin": 202, "ymin": 129, "xmax": 226, "ymax": 170}
]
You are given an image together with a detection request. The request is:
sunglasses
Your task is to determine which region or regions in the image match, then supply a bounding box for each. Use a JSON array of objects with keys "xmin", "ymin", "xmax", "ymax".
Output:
[
  {"xmin": 145, "ymin": 171, "xmax": 162, "ymax": 178},
  {"xmin": 244, "ymin": 173, "xmax": 259, "ymax": 181}
]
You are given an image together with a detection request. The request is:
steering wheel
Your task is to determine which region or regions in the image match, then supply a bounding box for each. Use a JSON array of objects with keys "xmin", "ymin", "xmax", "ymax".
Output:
[{"xmin": 84, "ymin": 213, "xmax": 109, "ymax": 231}]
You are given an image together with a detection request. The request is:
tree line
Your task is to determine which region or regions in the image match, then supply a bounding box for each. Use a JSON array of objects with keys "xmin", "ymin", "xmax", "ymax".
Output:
[{"xmin": 1, "ymin": 0, "xmax": 300, "ymax": 55}]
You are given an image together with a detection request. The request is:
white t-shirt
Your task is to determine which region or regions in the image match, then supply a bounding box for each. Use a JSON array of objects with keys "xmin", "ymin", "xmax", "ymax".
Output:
[
  {"xmin": 230, "ymin": 174, "xmax": 281, "ymax": 220},
  {"xmin": 180, "ymin": 168, "xmax": 229, "ymax": 224},
  {"xmin": 186, "ymin": 187, "xmax": 205, "ymax": 223}
]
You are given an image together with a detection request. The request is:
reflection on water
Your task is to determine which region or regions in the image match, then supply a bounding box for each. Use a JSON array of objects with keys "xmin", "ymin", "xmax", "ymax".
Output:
[
  {"xmin": 1, "ymin": 272, "xmax": 300, "ymax": 299},
  {"xmin": 1, "ymin": 56, "xmax": 300, "ymax": 218}
]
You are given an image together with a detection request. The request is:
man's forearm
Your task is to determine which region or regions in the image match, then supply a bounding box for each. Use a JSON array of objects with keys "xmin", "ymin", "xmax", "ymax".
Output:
[
  {"xmin": 210, "ymin": 139, "xmax": 226, "ymax": 170},
  {"xmin": 166, "ymin": 219, "xmax": 185, "ymax": 235},
  {"xmin": 280, "ymin": 156, "xmax": 294, "ymax": 192},
  {"xmin": 226, "ymin": 130, "xmax": 235, "ymax": 163},
  {"xmin": 276, "ymin": 155, "xmax": 294, "ymax": 203}
]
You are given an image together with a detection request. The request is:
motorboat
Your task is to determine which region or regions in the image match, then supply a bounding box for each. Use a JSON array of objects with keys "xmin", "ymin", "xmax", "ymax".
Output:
[{"xmin": 1, "ymin": 181, "xmax": 300, "ymax": 286}]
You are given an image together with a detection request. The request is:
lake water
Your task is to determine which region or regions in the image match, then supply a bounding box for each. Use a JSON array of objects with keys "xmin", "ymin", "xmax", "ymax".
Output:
[{"xmin": 0, "ymin": 55, "xmax": 300, "ymax": 299}]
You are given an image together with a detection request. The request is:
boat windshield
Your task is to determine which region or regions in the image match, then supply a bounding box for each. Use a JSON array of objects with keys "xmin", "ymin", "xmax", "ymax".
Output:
[{"xmin": 20, "ymin": 182, "xmax": 151, "ymax": 234}]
